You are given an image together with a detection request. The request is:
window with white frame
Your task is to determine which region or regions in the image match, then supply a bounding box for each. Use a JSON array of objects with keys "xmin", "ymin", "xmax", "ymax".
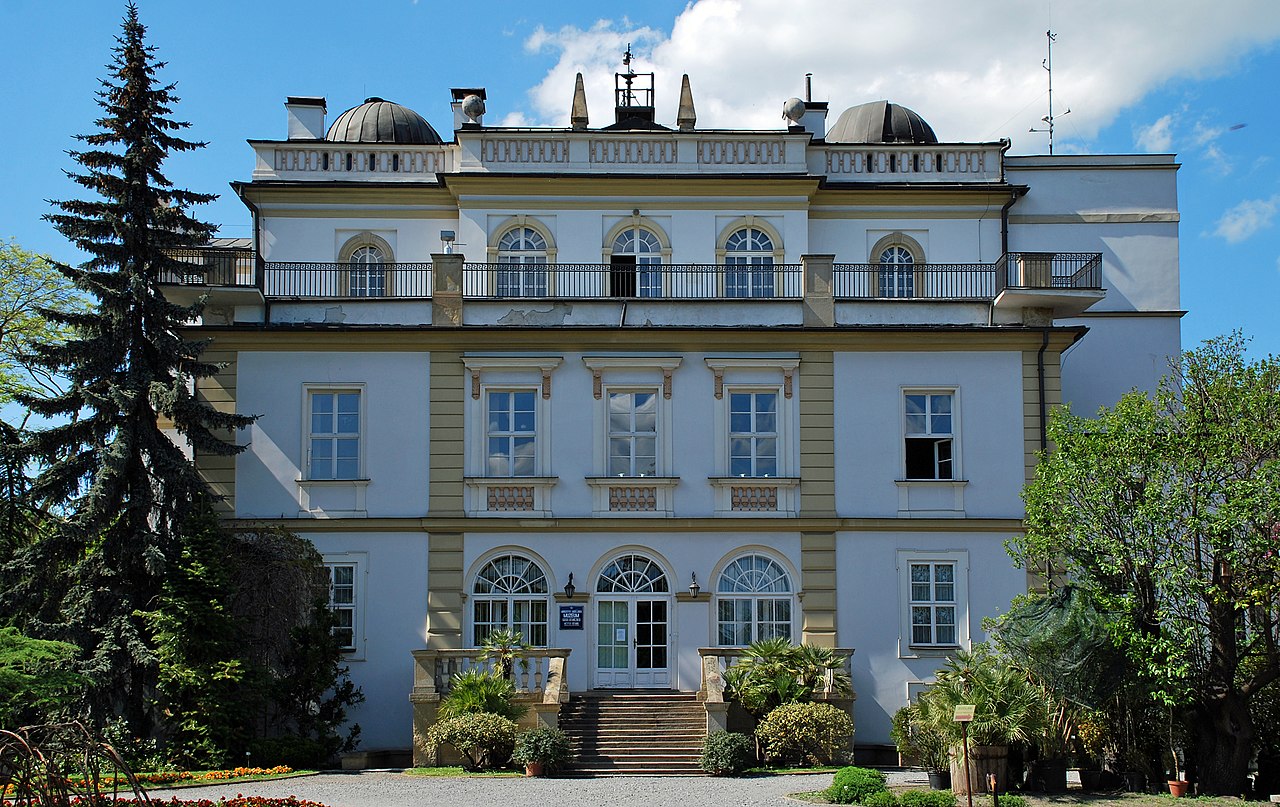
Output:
[
  {"xmin": 904, "ymin": 392, "xmax": 954, "ymax": 480},
  {"xmin": 878, "ymin": 244, "xmax": 915, "ymax": 299},
  {"xmin": 496, "ymin": 226, "xmax": 548, "ymax": 297},
  {"xmin": 608, "ymin": 390, "xmax": 658, "ymax": 476},
  {"xmin": 472, "ymin": 553, "xmax": 550, "ymax": 646},
  {"xmin": 486, "ymin": 389, "xmax": 537, "ymax": 477},
  {"xmin": 897, "ymin": 549, "xmax": 967, "ymax": 654},
  {"xmin": 730, "ymin": 391, "xmax": 778, "ymax": 477},
  {"xmin": 724, "ymin": 227, "xmax": 775, "ymax": 298},
  {"xmin": 348, "ymin": 244, "xmax": 387, "ymax": 297},
  {"xmin": 308, "ymin": 390, "xmax": 361, "ymax": 480},
  {"xmin": 325, "ymin": 562, "xmax": 358, "ymax": 652},
  {"xmin": 909, "ymin": 561, "xmax": 957, "ymax": 646},
  {"xmin": 716, "ymin": 553, "xmax": 793, "ymax": 645}
]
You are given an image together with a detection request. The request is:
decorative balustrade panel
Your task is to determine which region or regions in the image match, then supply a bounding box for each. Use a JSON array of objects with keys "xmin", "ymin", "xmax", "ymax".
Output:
[
  {"xmin": 262, "ymin": 262, "xmax": 432, "ymax": 298},
  {"xmin": 823, "ymin": 145, "xmax": 1002, "ymax": 182},
  {"xmin": 463, "ymin": 263, "xmax": 803, "ymax": 300},
  {"xmin": 698, "ymin": 138, "xmax": 786, "ymax": 165},
  {"xmin": 480, "ymin": 138, "xmax": 569, "ymax": 164},
  {"xmin": 590, "ymin": 139, "xmax": 677, "ymax": 165},
  {"xmin": 415, "ymin": 649, "xmax": 570, "ymax": 697},
  {"xmin": 270, "ymin": 146, "xmax": 451, "ymax": 175}
]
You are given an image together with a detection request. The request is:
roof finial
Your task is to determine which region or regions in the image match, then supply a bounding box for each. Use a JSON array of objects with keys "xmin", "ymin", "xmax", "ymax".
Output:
[
  {"xmin": 677, "ymin": 74, "xmax": 696, "ymax": 131},
  {"xmin": 571, "ymin": 72, "xmax": 589, "ymax": 130}
]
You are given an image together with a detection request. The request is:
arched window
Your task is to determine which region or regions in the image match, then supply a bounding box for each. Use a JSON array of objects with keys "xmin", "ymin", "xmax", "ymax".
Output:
[
  {"xmin": 496, "ymin": 227, "xmax": 549, "ymax": 297},
  {"xmin": 878, "ymin": 244, "xmax": 915, "ymax": 299},
  {"xmin": 472, "ymin": 553, "xmax": 550, "ymax": 646},
  {"xmin": 596, "ymin": 553, "xmax": 669, "ymax": 593},
  {"xmin": 349, "ymin": 244, "xmax": 387, "ymax": 297},
  {"xmin": 724, "ymin": 227, "xmax": 775, "ymax": 298},
  {"xmin": 716, "ymin": 553, "xmax": 793, "ymax": 645},
  {"xmin": 610, "ymin": 226, "xmax": 663, "ymax": 298}
]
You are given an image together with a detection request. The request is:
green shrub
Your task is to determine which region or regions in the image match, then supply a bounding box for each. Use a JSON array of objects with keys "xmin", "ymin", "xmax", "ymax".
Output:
[
  {"xmin": 0, "ymin": 627, "xmax": 84, "ymax": 728},
  {"xmin": 757, "ymin": 701, "xmax": 854, "ymax": 766},
  {"xmin": 995, "ymin": 796, "xmax": 1026, "ymax": 807},
  {"xmin": 862, "ymin": 791, "xmax": 898, "ymax": 807},
  {"xmin": 899, "ymin": 790, "xmax": 958, "ymax": 807},
  {"xmin": 438, "ymin": 668, "xmax": 527, "ymax": 721},
  {"xmin": 247, "ymin": 735, "xmax": 332, "ymax": 769},
  {"xmin": 825, "ymin": 765, "xmax": 888, "ymax": 804},
  {"xmin": 425, "ymin": 712, "xmax": 517, "ymax": 771},
  {"xmin": 510, "ymin": 726, "xmax": 574, "ymax": 772},
  {"xmin": 698, "ymin": 731, "xmax": 754, "ymax": 775}
]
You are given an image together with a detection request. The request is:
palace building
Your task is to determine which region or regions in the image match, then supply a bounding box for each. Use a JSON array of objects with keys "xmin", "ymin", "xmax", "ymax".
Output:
[{"xmin": 164, "ymin": 57, "xmax": 1181, "ymax": 768}]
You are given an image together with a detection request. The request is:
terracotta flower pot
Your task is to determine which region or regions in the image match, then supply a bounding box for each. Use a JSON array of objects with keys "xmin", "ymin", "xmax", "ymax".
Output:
[
  {"xmin": 1168, "ymin": 779, "xmax": 1189, "ymax": 797},
  {"xmin": 524, "ymin": 762, "xmax": 544, "ymax": 777}
]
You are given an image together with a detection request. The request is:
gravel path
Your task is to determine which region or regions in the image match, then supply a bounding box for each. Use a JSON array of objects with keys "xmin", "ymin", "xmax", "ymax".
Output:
[{"xmin": 153, "ymin": 769, "xmax": 930, "ymax": 807}]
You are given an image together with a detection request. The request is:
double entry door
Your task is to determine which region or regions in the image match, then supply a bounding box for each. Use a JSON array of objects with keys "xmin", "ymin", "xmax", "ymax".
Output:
[{"xmin": 595, "ymin": 597, "xmax": 670, "ymax": 688}]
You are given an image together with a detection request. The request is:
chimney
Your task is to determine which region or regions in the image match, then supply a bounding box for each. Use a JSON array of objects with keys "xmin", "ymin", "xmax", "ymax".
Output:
[
  {"xmin": 285, "ymin": 96, "xmax": 326, "ymax": 140},
  {"xmin": 799, "ymin": 74, "xmax": 828, "ymax": 139},
  {"xmin": 452, "ymin": 87, "xmax": 487, "ymax": 129}
]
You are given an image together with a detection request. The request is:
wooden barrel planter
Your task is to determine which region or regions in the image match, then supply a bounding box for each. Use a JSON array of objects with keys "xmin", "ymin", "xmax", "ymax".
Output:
[{"xmin": 950, "ymin": 745, "xmax": 1009, "ymax": 794}]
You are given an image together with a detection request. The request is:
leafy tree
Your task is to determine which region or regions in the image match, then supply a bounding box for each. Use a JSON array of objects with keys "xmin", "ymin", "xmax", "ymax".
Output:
[
  {"xmin": 0, "ymin": 627, "xmax": 85, "ymax": 727},
  {"xmin": 1011, "ymin": 334, "xmax": 1280, "ymax": 794},
  {"xmin": 0, "ymin": 240, "xmax": 83, "ymax": 406},
  {"xmin": 3, "ymin": 3, "xmax": 252, "ymax": 734}
]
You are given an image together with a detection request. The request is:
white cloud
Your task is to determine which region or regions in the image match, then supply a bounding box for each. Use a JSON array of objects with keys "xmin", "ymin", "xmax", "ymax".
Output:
[
  {"xmin": 508, "ymin": 0, "xmax": 1280, "ymax": 153},
  {"xmin": 1136, "ymin": 114, "xmax": 1175, "ymax": 152},
  {"xmin": 1214, "ymin": 196, "xmax": 1279, "ymax": 243}
]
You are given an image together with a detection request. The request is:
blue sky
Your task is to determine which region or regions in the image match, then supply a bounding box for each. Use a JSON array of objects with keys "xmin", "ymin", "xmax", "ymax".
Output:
[{"xmin": 2, "ymin": 0, "xmax": 1279, "ymax": 357}]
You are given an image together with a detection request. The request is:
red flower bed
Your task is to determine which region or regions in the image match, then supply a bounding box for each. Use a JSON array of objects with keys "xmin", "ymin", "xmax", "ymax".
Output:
[{"xmin": 96, "ymin": 798, "xmax": 328, "ymax": 807}]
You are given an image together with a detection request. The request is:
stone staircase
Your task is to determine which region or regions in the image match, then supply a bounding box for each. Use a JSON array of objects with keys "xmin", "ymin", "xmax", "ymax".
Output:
[{"xmin": 559, "ymin": 691, "xmax": 707, "ymax": 776}]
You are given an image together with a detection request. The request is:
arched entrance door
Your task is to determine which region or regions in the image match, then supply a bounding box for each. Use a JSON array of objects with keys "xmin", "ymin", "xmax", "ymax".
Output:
[{"xmin": 594, "ymin": 553, "xmax": 671, "ymax": 688}]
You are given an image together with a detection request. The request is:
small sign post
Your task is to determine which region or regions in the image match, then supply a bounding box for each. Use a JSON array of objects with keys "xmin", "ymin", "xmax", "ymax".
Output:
[{"xmin": 954, "ymin": 705, "xmax": 976, "ymax": 807}]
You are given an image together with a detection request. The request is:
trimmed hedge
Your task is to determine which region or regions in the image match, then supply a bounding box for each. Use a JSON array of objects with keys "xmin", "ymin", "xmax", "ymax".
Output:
[
  {"xmin": 756, "ymin": 701, "xmax": 854, "ymax": 766},
  {"xmin": 898, "ymin": 790, "xmax": 958, "ymax": 807},
  {"xmin": 825, "ymin": 765, "xmax": 888, "ymax": 805},
  {"xmin": 424, "ymin": 712, "xmax": 517, "ymax": 771},
  {"xmin": 698, "ymin": 731, "xmax": 754, "ymax": 775},
  {"xmin": 862, "ymin": 791, "xmax": 898, "ymax": 807}
]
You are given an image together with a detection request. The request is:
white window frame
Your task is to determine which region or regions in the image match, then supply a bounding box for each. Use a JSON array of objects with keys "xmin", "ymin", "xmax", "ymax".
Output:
[
  {"xmin": 902, "ymin": 390, "xmax": 957, "ymax": 481},
  {"xmin": 897, "ymin": 549, "xmax": 968, "ymax": 657},
  {"xmin": 324, "ymin": 553, "xmax": 366, "ymax": 660},
  {"xmin": 463, "ymin": 357, "xmax": 562, "ymax": 516},
  {"xmin": 582, "ymin": 357, "xmax": 681, "ymax": 516},
  {"xmin": 714, "ymin": 551, "xmax": 796, "ymax": 647},
  {"xmin": 706, "ymin": 358, "xmax": 800, "ymax": 516},
  {"xmin": 298, "ymin": 385, "xmax": 369, "ymax": 518},
  {"xmin": 470, "ymin": 552, "xmax": 552, "ymax": 648}
]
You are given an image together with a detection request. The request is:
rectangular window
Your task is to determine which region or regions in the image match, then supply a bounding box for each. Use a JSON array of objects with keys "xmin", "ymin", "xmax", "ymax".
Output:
[
  {"xmin": 909, "ymin": 562, "xmax": 956, "ymax": 646},
  {"xmin": 725, "ymin": 256, "xmax": 775, "ymax": 298},
  {"xmin": 729, "ymin": 391, "xmax": 778, "ymax": 477},
  {"xmin": 496, "ymin": 256, "xmax": 548, "ymax": 297},
  {"xmin": 905, "ymin": 392, "xmax": 953, "ymax": 480},
  {"xmin": 486, "ymin": 389, "xmax": 537, "ymax": 476},
  {"xmin": 309, "ymin": 391, "xmax": 360, "ymax": 480},
  {"xmin": 608, "ymin": 390, "xmax": 658, "ymax": 476},
  {"xmin": 716, "ymin": 597, "xmax": 792, "ymax": 645},
  {"xmin": 326, "ymin": 563, "xmax": 357, "ymax": 652}
]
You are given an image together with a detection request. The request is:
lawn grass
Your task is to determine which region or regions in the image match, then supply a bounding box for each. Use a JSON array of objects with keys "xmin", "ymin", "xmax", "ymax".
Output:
[
  {"xmin": 404, "ymin": 766, "xmax": 524, "ymax": 778},
  {"xmin": 141, "ymin": 770, "xmax": 318, "ymax": 791},
  {"xmin": 745, "ymin": 765, "xmax": 842, "ymax": 776},
  {"xmin": 793, "ymin": 786, "xmax": 1261, "ymax": 806}
]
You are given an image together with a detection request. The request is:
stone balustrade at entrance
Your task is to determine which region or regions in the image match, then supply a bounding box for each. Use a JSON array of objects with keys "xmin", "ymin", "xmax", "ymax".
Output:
[{"xmin": 410, "ymin": 647, "xmax": 570, "ymax": 766}]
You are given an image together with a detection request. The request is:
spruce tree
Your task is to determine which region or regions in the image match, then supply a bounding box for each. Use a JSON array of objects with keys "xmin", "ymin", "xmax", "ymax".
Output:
[{"xmin": 7, "ymin": 3, "xmax": 253, "ymax": 733}]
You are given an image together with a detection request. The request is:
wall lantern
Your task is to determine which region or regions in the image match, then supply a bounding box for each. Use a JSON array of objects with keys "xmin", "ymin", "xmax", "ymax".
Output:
[
  {"xmin": 689, "ymin": 572, "xmax": 701, "ymax": 599},
  {"xmin": 563, "ymin": 573, "xmax": 576, "ymax": 599}
]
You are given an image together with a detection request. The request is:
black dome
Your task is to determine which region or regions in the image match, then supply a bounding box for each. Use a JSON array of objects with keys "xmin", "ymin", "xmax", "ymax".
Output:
[
  {"xmin": 826, "ymin": 100, "xmax": 938, "ymax": 144},
  {"xmin": 325, "ymin": 97, "xmax": 442, "ymax": 145}
]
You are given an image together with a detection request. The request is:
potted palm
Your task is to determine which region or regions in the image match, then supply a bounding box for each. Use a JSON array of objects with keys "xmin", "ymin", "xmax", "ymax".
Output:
[
  {"xmin": 511, "ymin": 726, "xmax": 573, "ymax": 776},
  {"xmin": 914, "ymin": 644, "xmax": 1048, "ymax": 795},
  {"xmin": 892, "ymin": 704, "xmax": 951, "ymax": 788}
]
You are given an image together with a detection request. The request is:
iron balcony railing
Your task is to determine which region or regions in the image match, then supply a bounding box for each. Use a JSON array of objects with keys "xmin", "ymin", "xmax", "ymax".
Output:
[
  {"xmin": 996, "ymin": 251, "xmax": 1103, "ymax": 290},
  {"xmin": 158, "ymin": 247, "xmax": 257, "ymax": 287},
  {"xmin": 462, "ymin": 262, "xmax": 804, "ymax": 300},
  {"xmin": 158, "ymin": 253, "xmax": 1103, "ymax": 302},
  {"xmin": 261, "ymin": 262, "xmax": 433, "ymax": 298}
]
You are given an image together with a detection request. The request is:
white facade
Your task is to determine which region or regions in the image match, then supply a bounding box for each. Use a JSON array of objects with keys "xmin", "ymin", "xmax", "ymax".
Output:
[{"xmin": 173, "ymin": 80, "xmax": 1181, "ymax": 758}]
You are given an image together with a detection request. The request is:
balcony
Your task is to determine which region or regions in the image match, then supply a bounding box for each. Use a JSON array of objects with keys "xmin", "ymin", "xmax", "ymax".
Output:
[{"xmin": 159, "ymin": 251, "xmax": 1103, "ymax": 312}]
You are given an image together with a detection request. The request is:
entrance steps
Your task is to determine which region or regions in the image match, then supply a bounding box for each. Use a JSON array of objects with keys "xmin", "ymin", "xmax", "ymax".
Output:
[{"xmin": 559, "ymin": 690, "xmax": 707, "ymax": 776}]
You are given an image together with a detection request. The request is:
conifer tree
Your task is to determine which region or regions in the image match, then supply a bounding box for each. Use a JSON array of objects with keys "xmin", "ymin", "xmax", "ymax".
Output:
[{"xmin": 6, "ymin": 3, "xmax": 252, "ymax": 733}]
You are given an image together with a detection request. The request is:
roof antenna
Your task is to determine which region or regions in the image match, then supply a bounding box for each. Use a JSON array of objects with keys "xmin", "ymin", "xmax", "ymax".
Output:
[{"xmin": 1029, "ymin": 30, "xmax": 1070, "ymax": 154}]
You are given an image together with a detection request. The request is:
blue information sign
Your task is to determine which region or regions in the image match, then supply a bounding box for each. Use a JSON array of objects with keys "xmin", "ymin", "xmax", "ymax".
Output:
[{"xmin": 559, "ymin": 605, "xmax": 584, "ymax": 630}]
